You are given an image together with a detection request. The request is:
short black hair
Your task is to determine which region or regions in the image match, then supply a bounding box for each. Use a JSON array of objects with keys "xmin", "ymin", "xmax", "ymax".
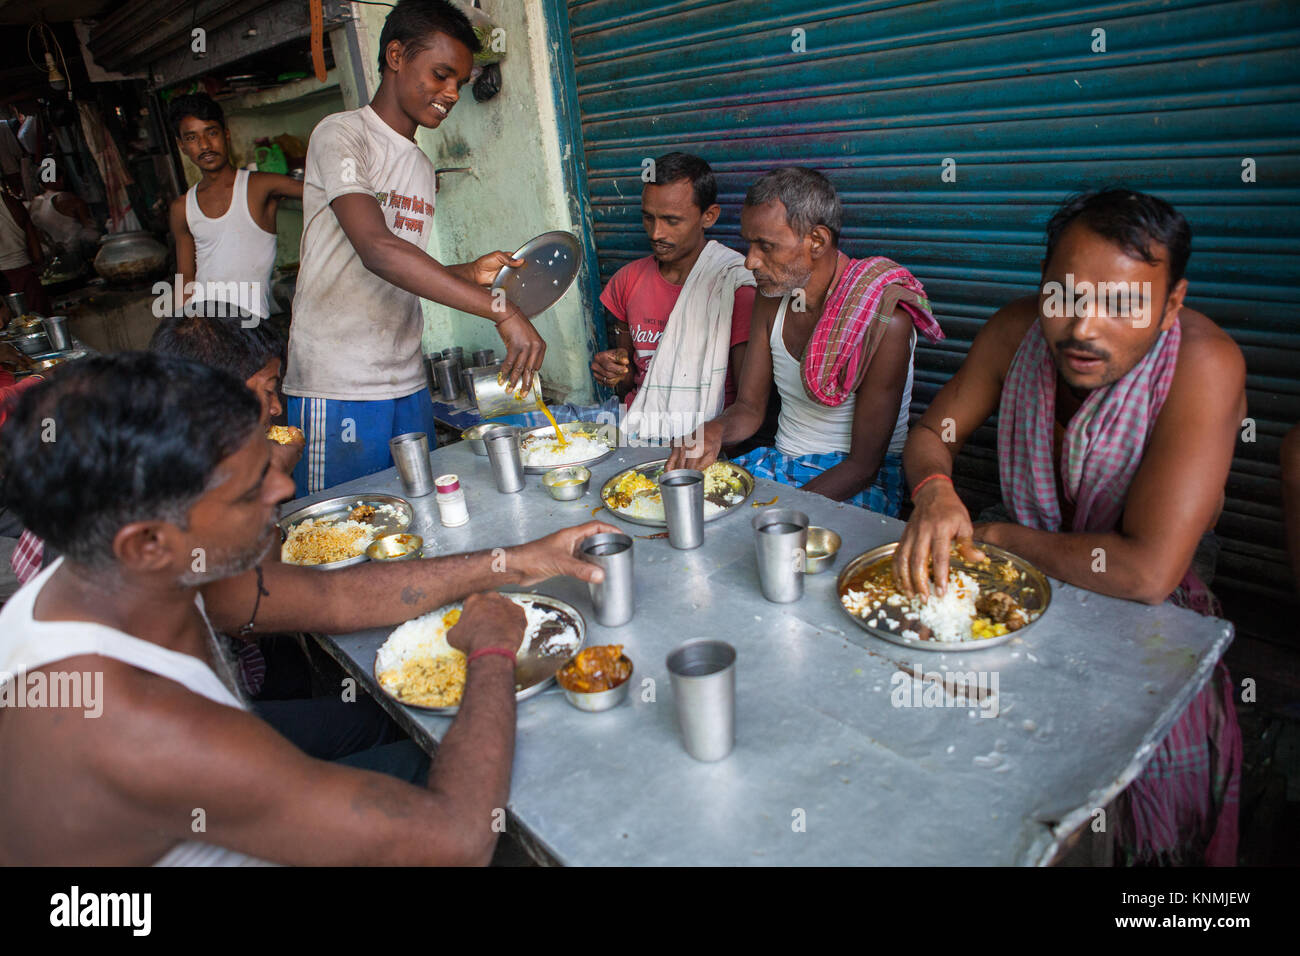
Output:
[
  {"xmin": 1044, "ymin": 188, "xmax": 1192, "ymax": 286},
  {"xmin": 648, "ymin": 152, "xmax": 717, "ymax": 211},
  {"xmin": 167, "ymin": 93, "xmax": 225, "ymax": 139},
  {"xmin": 745, "ymin": 167, "xmax": 843, "ymax": 246},
  {"xmin": 0, "ymin": 353, "xmax": 262, "ymax": 570},
  {"xmin": 377, "ymin": 0, "xmax": 481, "ymax": 74},
  {"xmin": 149, "ymin": 311, "xmax": 284, "ymax": 382}
]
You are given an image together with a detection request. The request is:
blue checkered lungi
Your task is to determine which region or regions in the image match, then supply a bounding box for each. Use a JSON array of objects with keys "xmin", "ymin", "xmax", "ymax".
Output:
[{"xmin": 730, "ymin": 447, "xmax": 905, "ymax": 517}]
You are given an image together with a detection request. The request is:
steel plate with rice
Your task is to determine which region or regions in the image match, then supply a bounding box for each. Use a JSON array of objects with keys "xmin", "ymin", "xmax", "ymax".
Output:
[
  {"xmin": 278, "ymin": 494, "xmax": 413, "ymax": 569},
  {"xmin": 836, "ymin": 541, "xmax": 1051, "ymax": 651},
  {"xmin": 599, "ymin": 458, "xmax": 753, "ymax": 527},
  {"xmin": 373, "ymin": 592, "xmax": 585, "ymax": 714},
  {"xmin": 519, "ymin": 421, "xmax": 620, "ymax": 473}
]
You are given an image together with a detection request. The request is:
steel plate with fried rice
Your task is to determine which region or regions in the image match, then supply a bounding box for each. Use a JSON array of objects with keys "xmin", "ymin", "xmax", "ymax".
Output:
[
  {"xmin": 278, "ymin": 494, "xmax": 413, "ymax": 569},
  {"xmin": 836, "ymin": 541, "xmax": 1051, "ymax": 651},
  {"xmin": 599, "ymin": 458, "xmax": 754, "ymax": 527},
  {"xmin": 374, "ymin": 593, "xmax": 586, "ymax": 714}
]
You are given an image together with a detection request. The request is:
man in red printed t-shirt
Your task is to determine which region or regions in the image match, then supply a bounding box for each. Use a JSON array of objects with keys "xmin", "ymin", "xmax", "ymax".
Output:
[{"xmin": 591, "ymin": 152, "xmax": 755, "ymax": 444}]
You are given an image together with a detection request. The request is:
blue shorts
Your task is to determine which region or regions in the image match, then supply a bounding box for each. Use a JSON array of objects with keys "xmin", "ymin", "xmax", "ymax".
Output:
[{"xmin": 287, "ymin": 389, "xmax": 437, "ymax": 497}]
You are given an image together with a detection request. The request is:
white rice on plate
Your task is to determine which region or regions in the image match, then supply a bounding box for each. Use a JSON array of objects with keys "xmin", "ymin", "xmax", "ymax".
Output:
[{"xmin": 520, "ymin": 433, "xmax": 611, "ymax": 468}]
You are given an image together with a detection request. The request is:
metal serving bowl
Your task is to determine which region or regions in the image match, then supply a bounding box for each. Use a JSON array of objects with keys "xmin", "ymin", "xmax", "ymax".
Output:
[
  {"xmin": 558, "ymin": 655, "xmax": 634, "ymax": 712},
  {"xmin": 365, "ymin": 533, "xmax": 423, "ymax": 561},
  {"xmin": 542, "ymin": 465, "xmax": 591, "ymax": 501},
  {"xmin": 461, "ymin": 422, "xmax": 513, "ymax": 455},
  {"xmin": 803, "ymin": 526, "xmax": 842, "ymax": 574},
  {"xmin": 13, "ymin": 330, "xmax": 50, "ymax": 355}
]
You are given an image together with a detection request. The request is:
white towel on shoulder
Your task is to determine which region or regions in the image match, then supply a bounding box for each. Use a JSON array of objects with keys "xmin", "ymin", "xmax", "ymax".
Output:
[{"xmin": 623, "ymin": 240, "xmax": 755, "ymax": 443}]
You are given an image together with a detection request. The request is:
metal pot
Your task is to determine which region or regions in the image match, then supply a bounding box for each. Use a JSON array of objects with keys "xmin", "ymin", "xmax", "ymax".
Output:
[{"xmin": 93, "ymin": 231, "xmax": 168, "ymax": 284}]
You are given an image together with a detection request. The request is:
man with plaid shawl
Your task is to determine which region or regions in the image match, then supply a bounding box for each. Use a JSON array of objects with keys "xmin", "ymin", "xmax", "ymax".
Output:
[
  {"xmin": 668, "ymin": 167, "xmax": 942, "ymax": 516},
  {"xmin": 895, "ymin": 189, "xmax": 1243, "ymax": 865}
]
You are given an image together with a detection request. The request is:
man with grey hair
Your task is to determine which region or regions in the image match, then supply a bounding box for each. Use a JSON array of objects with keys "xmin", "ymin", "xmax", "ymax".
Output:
[{"xmin": 669, "ymin": 167, "xmax": 943, "ymax": 515}]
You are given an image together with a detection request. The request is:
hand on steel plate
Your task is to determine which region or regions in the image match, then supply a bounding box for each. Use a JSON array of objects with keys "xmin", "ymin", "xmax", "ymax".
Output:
[
  {"xmin": 0, "ymin": 342, "xmax": 34, "ymax": 371},
  {"xmin": 447, "ymin": 591, "xmax": 526, "ymax": 657},
  {"xmin": 467, "ymin": 249, "xmax": 524, "ymax": 288},
  {"xmin": 590, "ymin": 348, "xmax": 632, "ymax": 388},
  {"xmin": 507, "ymin": 520, "xmax": 622, "ymax": 587},
  {"xmin": 666, "ymin": 420, "xmax": 723, "ymax": 473},
  {"xmin": 495, "ymin": 311, "xmax": 545, "ymax": 396},
  {"xmin": 892, "ymin": 479, "xmax": 984, "ymax": 600}
]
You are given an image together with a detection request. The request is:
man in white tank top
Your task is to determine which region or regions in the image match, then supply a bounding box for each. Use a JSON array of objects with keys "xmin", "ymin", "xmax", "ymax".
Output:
[
  {"xmin": 0, "ymin": 352, "xmax": 618, "ymax": 865},
  {"xmin": 166, "ymin": 94, "xmax": 302, "ymax": 319},
  {"xmin": 670, "ymin": 168, "xmax": 940, "ymax": 517}
]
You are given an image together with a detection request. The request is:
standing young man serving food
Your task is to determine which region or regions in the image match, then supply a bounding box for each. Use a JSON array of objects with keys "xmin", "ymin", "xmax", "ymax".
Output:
[{"xmin": 284, "ymin": 0, "xmax": 544, "ymax": 495}]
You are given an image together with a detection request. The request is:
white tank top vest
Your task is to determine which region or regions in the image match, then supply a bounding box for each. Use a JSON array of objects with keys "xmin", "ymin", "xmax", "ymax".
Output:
[
  {"xmin": 29, "ymin": 192, "xmax": 86, "ymax": 249},
  {"xmin": 771, "ymin": 294, "xmax": 914, "ymax": 458},
  {"xmin": 0, "ymin": 559, "xmax": 274, "ymax": 867},
  {"xmin": 185, "ymin": 168, "xmax": 277, "ymax": 318}
]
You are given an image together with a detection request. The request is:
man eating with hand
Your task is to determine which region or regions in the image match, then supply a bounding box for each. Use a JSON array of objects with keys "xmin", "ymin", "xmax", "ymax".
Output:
[
  {"xmin": 0, "ymin": 352, "xmax": 618, "ymax": 865},
  {"xmin": 284, "ymin": 0, "xmax": 543, "ymax": 496},
  {"xmin": 894, "ymin": 189, "xmax": 1244, "ymax": 865}
]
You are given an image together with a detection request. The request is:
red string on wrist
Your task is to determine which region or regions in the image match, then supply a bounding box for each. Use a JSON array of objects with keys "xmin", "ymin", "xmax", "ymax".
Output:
[
  {"xmin": 467, "ymin": 647, "xmax": 516, "ymax": 668},
  {"xmin": 910, "ymin": 473, "xmax": 953, "ymax": 499}
]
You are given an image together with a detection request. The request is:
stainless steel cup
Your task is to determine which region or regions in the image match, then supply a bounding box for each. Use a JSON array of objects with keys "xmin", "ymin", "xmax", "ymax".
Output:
[
  {"xmin": 423, "ymin": 353, "xmax": 439, "ymax": 396},
  {"xmin": 484, "ymin": 426, "xmax": 525, "ymax": 493},
  {"xmin": 389, "ymin": 432, "xmax": 435, "ymax": 497},
  {"xmin": 658, "ymin": 468, "xmax": 704, "ymax": 550},
  {"xmin": 473, "ymin": 348, "xmax": 494, "ymax": 367},
  {"xmin": 580, "ymin": 532, "xmax": 634, "ymax": 626},
  {"xmin": 667, "ymin": 639, "xmax": 737, "ymax": 762},
  {"xmin": 471, "ymin": 366, "xmax": 543, "ymax": 419},
  {"xmin": 461, "ymin": 367, "xmax": 476, "ymax": 403},
  {"xmin": 5, "ymin": 291, "xmax": 26, "ymax": 318},
  {"xmin": 432, "ymin": 358, "xmax": 461, "ymax": 402},
  {"xmin": 752, "ymin": 507, "xmax": 809, "ymax": 603},
  {"xmin": 41, "ymin": 315, "xmax": 71, "ymax": 351}
]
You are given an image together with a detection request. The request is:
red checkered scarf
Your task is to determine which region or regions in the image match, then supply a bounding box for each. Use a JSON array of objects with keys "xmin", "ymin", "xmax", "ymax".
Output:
[
  {"xmin": 997, "ymin": 318, "xmax": 1181, "ymax": 535},
  {"xmin": 10, "ymin": 529, "xmax": 44, "ymax": 585},
  {"xmin": 802, "ymin": 253, "xmax": 944, "ymax": 407}
]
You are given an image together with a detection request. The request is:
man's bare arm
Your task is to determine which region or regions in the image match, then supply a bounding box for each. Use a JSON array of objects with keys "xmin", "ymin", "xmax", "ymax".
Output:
[
  {"xmin": 667, "ymin": 295, "xmax": 776, "ymax": 470},
  {"xmin": 981, "ymin": 315, "xmax": 1245, "ymax": 604},
  {"xmin": 168, "ymin": 196, "xmax": 197, "ymax": 311},
  {"xmin": 330, "ymin": 193, "xmax": 543, "ymax": 389},
  {"xmin": 200, "ymin": 520, "xmax": 619, "ymax": 635},
  {"xmin": 894, "ymin": 299, "xmax": 1034, "ymax": 596},
  {"xmin": 802, "ymin": 309, "xmax": 911, "ymax": 502},
  {"xmin": 91, "ymin": 594, "xmax": 525, "ymax": 865}
]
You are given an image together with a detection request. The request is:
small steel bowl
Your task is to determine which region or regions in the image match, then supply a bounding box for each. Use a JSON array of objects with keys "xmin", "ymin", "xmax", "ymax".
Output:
[
  {"xmin": 462, "ymin": 422, "xmax": 511, "ymax": 455},
  {"xmin": 543, "ymin": 465, "xmax": 591, "ymax": 500},
  {"xmin": 366, "ymin": 532, "xmax": 423, "ymax": 561},
  {"xmin": 803, "ymin": 526, "xmax": 842, "ymax": 574},
  {"xmin": 13, "ymin": 330, "xmax": 50, "ymax": 355},
  {"xmin": 558, "ymin": 657, "xmax": 634, "ymax": 712}
]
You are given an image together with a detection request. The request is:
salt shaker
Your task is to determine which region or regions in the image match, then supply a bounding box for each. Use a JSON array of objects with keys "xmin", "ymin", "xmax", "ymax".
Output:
[{"xmin": 434, "ymin": 474, "xmax": 469, "ymax": 527}]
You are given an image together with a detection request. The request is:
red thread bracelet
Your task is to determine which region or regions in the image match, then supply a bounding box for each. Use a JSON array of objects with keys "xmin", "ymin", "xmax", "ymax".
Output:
[
  {"xmin": 467, "ymin": 647, "xmax": 516, "ymax": 668},
  {"xmin": 910, "ymin": 473, "xmax": 953, "ymax": 499}
]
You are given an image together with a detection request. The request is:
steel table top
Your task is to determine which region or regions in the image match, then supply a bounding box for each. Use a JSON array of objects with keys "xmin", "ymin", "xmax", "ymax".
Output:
[{"xmin": 291, "ymin": 441, "xmax": 1233, "ymax": 866}]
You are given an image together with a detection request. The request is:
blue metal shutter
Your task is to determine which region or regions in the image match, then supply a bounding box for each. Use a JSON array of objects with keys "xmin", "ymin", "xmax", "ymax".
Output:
[{"xmin": 559, "ymin": 0, "xmax": 1300, "ymax": 602}]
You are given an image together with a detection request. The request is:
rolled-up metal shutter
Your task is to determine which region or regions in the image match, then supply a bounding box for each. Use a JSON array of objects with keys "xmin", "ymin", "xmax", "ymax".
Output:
[{"xmin": 556, "ymin": 0, "xmax": 1300, "ymax": 605}]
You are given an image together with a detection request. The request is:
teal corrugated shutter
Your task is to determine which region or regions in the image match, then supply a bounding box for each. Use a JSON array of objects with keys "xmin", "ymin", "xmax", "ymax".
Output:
[{"xmin": 560, "ymin": 0, "xmax": 1300, "ymax": 603}]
